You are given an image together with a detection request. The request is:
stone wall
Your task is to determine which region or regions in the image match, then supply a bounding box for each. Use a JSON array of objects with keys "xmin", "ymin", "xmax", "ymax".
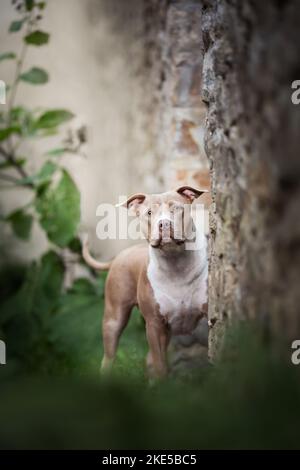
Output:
[
  {"xmin": 202, "ymin": 0, "xmax": 300, "ymax": 357},
  {"xmin": 144, "ymin": 0, "xmax": 210, "ymax": 191}
]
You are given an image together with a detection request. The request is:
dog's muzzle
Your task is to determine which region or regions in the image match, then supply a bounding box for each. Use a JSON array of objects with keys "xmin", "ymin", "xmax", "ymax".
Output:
[{"xmin": 150, "ymin": 219, "xmax": 185, "ymax": 248}]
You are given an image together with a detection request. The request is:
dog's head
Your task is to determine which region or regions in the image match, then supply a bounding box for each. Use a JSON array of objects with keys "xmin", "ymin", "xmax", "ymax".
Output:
[{"xmin": 119, "ymin": 186, "xmax": 208, "ymax": 249}]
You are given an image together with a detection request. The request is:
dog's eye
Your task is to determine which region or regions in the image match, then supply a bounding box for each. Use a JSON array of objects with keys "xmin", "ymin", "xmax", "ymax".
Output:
[{"xmin": 147, "ymin": 210, "xmax": 152, "ymax": 216}]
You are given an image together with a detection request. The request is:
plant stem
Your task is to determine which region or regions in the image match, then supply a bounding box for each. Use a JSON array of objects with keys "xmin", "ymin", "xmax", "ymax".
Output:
[
  {"xmin": 0, "ymin": 146, "xmax": 33, "ymax": 189},
  {"xmin": 2, "ymin": 13, "xmax": 34, "ymax": 184},
  {"xmin": 7, "ymin": 16, "xmax": 32, "ymax": 122},
  {"xmin": 0, "ymin": 145, "xmax": 28, "ymax": 179},
  {"xmin": 7, "ymin": 44, "xmax": 27, "ymax": 121}
]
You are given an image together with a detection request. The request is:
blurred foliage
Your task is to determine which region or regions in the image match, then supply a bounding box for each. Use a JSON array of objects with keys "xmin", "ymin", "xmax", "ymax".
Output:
[
  {"xmin": 0, "ymin": 257, "xmax": 300, "ymax": 449},
  {"xmin": 0, "ymin": 311, "xmax": 300, "ymax": 449},
  {"xmin": 0, "ymin": 256, "xmax": 147, "ymax": 379},
  {"xmin": 0, "ymin": 0, "xmax": 83, "ymax": 249},
  {"xmin": 35, "ymin": 170, "xmax": 80, "ymax": 247},
  {"xmin": 0, "ymin": 1, "xmax": 89, "ymax": 394}
]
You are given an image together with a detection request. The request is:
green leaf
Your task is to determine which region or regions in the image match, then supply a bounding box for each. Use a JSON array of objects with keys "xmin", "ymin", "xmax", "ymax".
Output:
[
  {"xmin": 25, "ymin": 0, "xmax": 34, "ymax": 11},
  {"xmin": 0, "ymin": 52, "xmax": 16, "ymax": 61},
  {"xmin": 10, "ymin": 106, "xmax": 30, "ymax": 121},
  {"xmin": 45, "ymin": 147, "xmax": 67, "ymax": 157},
  {"xmin": 9, "ymin": 20, "xmax": 24, "ymax": 33},
  {"xmin": 39, "ymin": 128, "xmax": 59, "ymax": 137},
  {"xmin": 0, "ymin": 250, "xmax": 64, "ymax": 329},
  {"xmin": 35, "ymin": 170, "xmax": 80, "ymax": 247},
  {"xmin": 34, "ymin": 251, "xmax": 64, "ymax": 314},
  {"xmin": 68, "ymin": 278, "xmax": 97, "ymax": 296},
  {"xmin": 68, "ymin": 236, "xmax": 82, "ymax": 254},
  {"xmin": 17, "ymin": 161, "xmax": 57, "ymax": 187},
  {"xmin": 24, "ymin": 30, "xmax": 49, "ymax": 46},
  {"xmin": 35, "ymin": 109, "xmax": 74, "ymax": 129},
  {"xmin": 20, "ymin": 67, "xmax": 49, "ymax": 85},
  {"xmin": 34, "ymin": 161, "xmax": 57, "ymax": 186},
  {"xmin": 6, "ymin": 209, "xmax": 33, "ymax": 240},
  {"xmin": 37, "ymin": 2, "xmax": 46, "ymax": 9},
  {"xmin": 0, "ymin": 126, "xmax": 20, "ymax": 141},
  {"xmin": 10, "ymin": 107, "xmax": 37, "ymax": 137}
]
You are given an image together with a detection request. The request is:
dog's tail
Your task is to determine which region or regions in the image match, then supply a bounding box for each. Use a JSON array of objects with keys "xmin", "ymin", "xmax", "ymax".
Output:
[{"xmin": 82, "ymin": 235, "xmax": 112, "ymax": 271}]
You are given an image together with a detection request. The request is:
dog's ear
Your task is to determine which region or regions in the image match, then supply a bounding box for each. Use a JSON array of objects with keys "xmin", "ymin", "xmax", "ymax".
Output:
[
  {"xmin": 116, "ymin": 193, "xmax": 146, "ymax": 215},
  {"xmin": 176, "ymin": 186, "xmax": 209, "ymax": 203}
]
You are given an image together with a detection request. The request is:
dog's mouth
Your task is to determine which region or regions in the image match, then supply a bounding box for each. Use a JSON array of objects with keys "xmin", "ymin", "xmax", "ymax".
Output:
[{"xmin": 150, "ymin": 237, "xmax": 185, "ymax": 248}]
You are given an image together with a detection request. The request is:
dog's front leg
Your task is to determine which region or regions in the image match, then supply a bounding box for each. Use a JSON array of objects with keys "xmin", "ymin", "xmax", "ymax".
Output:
[{"xmin": 145, "ymin": 317, "xmax": 170, "ymax": 379}]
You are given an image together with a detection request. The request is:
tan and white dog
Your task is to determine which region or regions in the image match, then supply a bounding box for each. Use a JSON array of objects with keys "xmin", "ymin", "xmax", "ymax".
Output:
[{"xmin": 83, "ymin": 186, "xmax": 209, "ymax": 378}]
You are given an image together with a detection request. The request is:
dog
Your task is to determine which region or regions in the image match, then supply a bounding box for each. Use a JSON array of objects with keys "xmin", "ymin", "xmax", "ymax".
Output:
[{"xmin": 83, "ymin": 185, "xmax": 209, "ymax": 378}]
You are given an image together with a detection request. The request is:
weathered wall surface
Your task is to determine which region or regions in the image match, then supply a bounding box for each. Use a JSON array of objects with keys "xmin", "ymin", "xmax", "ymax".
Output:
[
  {"xmin": 144, "ymin": 0, "xmax": 209, "ymax": 192},
  {"xmin": 0, "ymin": 0, "xmax": 156, "ymax": 264},
  {"xmin": 158, "ymin": 0, "xmax": 209, "ymax": 190},
  {"xmin": 202, "ymin": 0, "xmax": 300, "ymax": 356}
]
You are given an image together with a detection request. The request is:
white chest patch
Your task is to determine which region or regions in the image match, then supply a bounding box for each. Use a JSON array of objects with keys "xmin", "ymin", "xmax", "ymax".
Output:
[{"xmin": 147, "ymin": 244, "xmax": 208, "ymax": 332}]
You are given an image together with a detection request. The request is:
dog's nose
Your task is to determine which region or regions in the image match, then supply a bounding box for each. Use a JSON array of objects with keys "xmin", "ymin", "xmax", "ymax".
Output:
[{"xmin": 159, "ymin": 219, "xmax": 171, "ymax": 231}]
